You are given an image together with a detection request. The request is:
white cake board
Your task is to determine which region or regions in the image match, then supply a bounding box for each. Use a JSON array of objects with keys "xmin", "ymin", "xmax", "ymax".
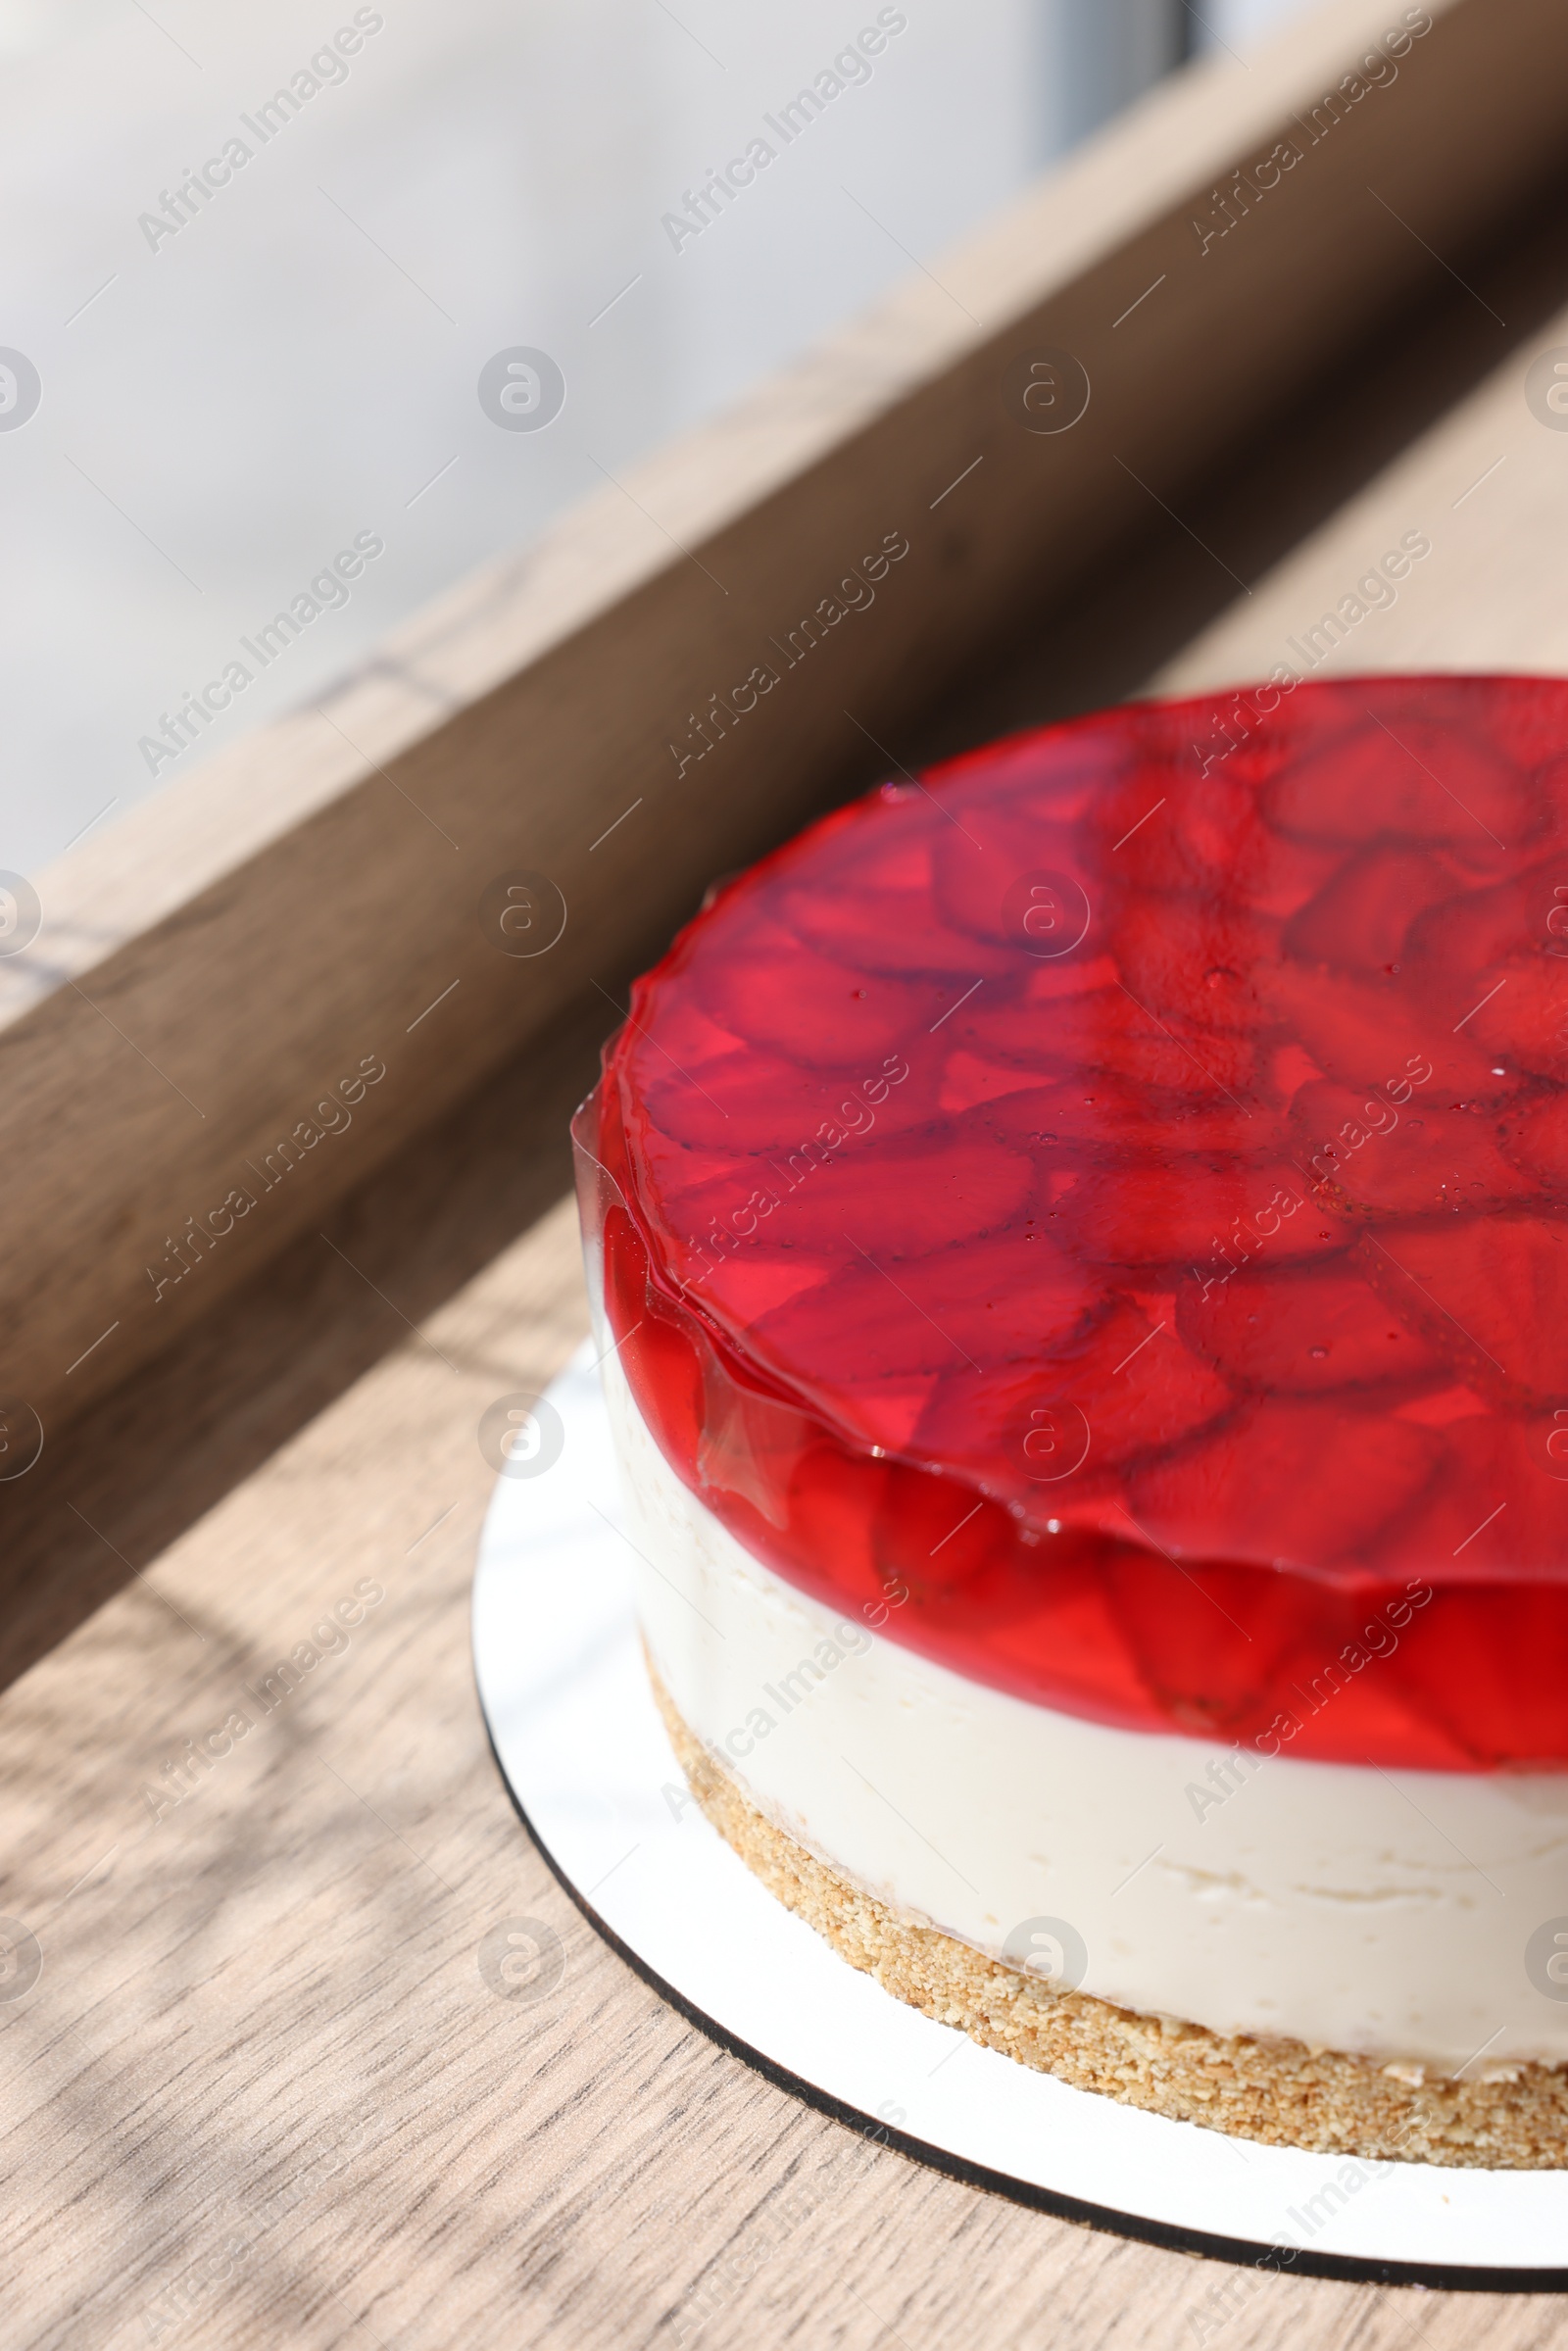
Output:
[{"xmin": 471, "ymin": 1342, "xmax": 1568, "ymax": 2289}]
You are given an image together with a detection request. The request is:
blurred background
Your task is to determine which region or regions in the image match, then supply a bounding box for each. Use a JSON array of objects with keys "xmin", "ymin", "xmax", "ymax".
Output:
[{"xmin": 0, "ymin": 0, "xmax": 1309, "ymax": 873}]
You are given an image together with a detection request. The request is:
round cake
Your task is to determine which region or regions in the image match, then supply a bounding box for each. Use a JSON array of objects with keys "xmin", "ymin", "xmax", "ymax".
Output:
[{"xmin": 571, "ymin": 671, "xmax": 1568, "ymax": 2168}]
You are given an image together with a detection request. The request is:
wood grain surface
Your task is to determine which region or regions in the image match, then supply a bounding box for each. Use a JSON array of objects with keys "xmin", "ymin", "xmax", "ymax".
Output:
[
  {"xmin": 10, "ymin": 12, "xmax": 1568, "ymax": 2349},
  {"xmin": 7, "ymin": 0, "xmax": 1567, "ymax": 1460}
]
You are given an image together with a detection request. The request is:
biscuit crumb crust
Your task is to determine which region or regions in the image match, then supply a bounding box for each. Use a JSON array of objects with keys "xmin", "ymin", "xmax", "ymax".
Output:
[{"xmin": 650, "ymin": 1657, "xmax": 1568, "ymax": 2170}]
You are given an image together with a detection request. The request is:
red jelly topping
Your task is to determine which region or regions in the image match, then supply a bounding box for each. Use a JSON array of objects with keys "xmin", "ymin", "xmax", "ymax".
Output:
[{"xmin": 574, "ymin": 675, "xmax": 1568, "ymax": 1770}]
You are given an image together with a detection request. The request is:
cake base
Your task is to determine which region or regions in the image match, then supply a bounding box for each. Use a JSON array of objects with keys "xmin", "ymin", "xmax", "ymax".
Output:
[
  {"xmin": 472, "ymin": 1338, "xmax": 1568, "ymax": 2281},
  {"xmin": 650, "ymin": 1658, "xmax": 1568, "ymax": 2171}
]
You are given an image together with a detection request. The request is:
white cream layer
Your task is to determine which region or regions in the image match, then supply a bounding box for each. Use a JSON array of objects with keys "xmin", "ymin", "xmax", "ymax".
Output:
[{"xmin": 598, "ymin": 1343, "xmax": 1568, "ymax": 2072}]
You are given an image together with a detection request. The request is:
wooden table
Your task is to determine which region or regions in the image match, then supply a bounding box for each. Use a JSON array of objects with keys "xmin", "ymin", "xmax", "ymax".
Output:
[{"xmin": 9, "ymin": 1, "xmax": 1568, "ymax": 2340}]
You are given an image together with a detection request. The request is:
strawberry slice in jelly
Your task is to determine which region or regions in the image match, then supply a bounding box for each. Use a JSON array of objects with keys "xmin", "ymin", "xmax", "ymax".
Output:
[
  {"xmin": 1402, "ymin": 851, "xmax": 1565, "ymax": 976},
  {"xmin": 1377, "ymin": 1409, "xmax": 1568, "ymax": 1579},
  {"xmin": 1286, "ymin": 1079, "xmax": 1539, "ymax": 1216},
  {"xmin": 1129, "ymin": 1398, "xmax": 1441, "ymax": 1570},
  {"xmin": 1177, "ymin": 1257, "xmax": 1445, "ymax": 1391},
  {"xmin": 763, "ymin": 1129, "xmax": 1035, "ymax": 1259},
  {"xmin": 1458, "ymin": 954, "xmax": 1568, "ymax": 1079},
  {"xmin": 585, "ymin": 674, "xmax": 1568, "ymax": 1768},
  {"xmin": 1495, "ymin": 1089, "xmax": 1568, "ymax": 1193},
  {"xmin": 1261, "ymin": 962, "xmax": 1507, "ymax": 1097},
  {"xmin": 1086, "ymin": 761, "xmax": 1281, "ymax": 897},
  {"xmin": 913, "ymin": 1298, "xmax": 1231, "ymax": 1495},
  {"xmin": 1264, "ymin": 712, "xmax": 1532, "ymax": 851},
  {"xmin": 928, "ymin": 814, "xmax": 1096, "ymax": 955},
  {"xmin": 1283, "ymin": 848, "xmax": 1468, "ymax": 975},
  {"xmin": 1356, "ymin": 1215, "xmax": 1568, "ymax": 1405},
  {"xmin": 747, "ymin": 1231, "xmax": 1102, "ymax": 1383},
  {"xmin": 779, "ymin": 880, "xmax": 1020, "ymax": 980},
  {"xmin": 1061, "ymin": 1159, "xmax": 1340, "ymax": 1269},
  {"xmin": 686, "ymin": 918, "xmax": 930, "ymax": 1064},
  {"xmin": 636, "ymin": 1046, "xmax": 942, "ymax": 1155}
]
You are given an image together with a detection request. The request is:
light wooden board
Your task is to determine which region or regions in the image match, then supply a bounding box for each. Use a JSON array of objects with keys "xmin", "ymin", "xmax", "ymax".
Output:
[
  {"xmin": 8, "ymin": 203, "xmax": 1568, "ymax": 2345},
  {"xmin": 5, "ymin": 0, "xmax": 1568, "ymax": 1462}
]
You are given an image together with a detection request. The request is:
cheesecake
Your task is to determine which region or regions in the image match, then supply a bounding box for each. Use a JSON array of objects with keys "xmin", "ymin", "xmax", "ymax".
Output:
[{"xmin": 572, "ymin": 672, "xmax": 1568, "ymax": 2167}]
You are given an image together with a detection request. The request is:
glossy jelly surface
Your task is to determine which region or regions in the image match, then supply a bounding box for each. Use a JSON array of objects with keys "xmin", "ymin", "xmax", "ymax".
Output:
[{"xmin": 577, "ymin": 675, "xmax": 1568, "ymax": 1768}]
